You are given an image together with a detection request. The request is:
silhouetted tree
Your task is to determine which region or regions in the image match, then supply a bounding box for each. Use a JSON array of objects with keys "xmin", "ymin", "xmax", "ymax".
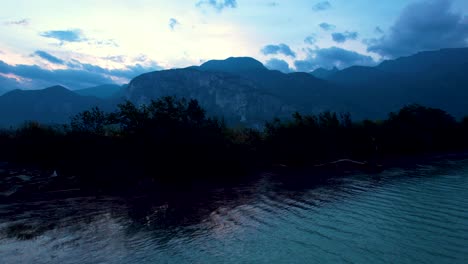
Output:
[
  {"xmin": 383, "ymin": 104, "xmax": 458, "ymax": 153},
  {"xmin": 70, "ymin": 107, "xmax": 108, "ymax": 135},
  {"xmin": 1, "ymin": 99, "xmax": 467, "ymax": 191},
  {"xmin": 112, "ymin": 100, "xmax": 149, "ymax": 134}
]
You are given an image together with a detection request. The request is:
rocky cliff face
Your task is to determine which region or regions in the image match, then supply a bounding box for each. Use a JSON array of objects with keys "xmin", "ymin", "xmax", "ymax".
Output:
[
  {"xmin": 125, "ymin": 68, "xmax": 295, "ymax": 125},
  {"xmin": 123, "ymin": 48, "xmax": 468, "ymax": 124}
]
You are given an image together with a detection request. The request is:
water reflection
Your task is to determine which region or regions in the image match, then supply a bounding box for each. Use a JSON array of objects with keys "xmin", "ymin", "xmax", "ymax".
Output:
[{"xmin": 1, "ymin": 159, "xmax": 468, "ymax": 263}]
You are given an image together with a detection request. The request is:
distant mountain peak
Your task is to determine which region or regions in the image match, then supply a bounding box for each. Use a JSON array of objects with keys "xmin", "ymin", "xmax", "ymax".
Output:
[
  {"xmin": 2, "ymin": 85, "xmax": 76, "ymax": 99},
  {"xmin": 313, "ymin": 66, "xmax": 339, "ymax": 72},
  {"xmin": 75, "ymin": 84, "xmax": 123, "ymax": 99},
  {"xmin": 377, "ymin": 47, "xmax": 468, "ymax": 73},
  {"xmin": 45, "ymin": 85, "xmax": 68, "ymax": 89},
  {"xmin": 0, "ymin": 85, "xmax": 103, "ymax": 127},
  {"xmin": 200, "ymin": 57, "xmax": 267, "ymax": 73},
  {"xmin": 43, "ymin": 85, "xmax": 71, "ymax": 92},
  {"xmin": 310, "ymin": 66, "xmax": 339, "ymax": 80}
]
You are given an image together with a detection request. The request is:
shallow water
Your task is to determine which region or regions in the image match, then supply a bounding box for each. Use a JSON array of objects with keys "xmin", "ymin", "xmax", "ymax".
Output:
[{"xmin": 1, "ymin": 160, "xmax": 468, "ymax": 263}]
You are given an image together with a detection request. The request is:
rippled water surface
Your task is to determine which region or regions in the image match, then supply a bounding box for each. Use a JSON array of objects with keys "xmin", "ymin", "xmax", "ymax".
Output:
[{"xmin": 1, "ymin": 159, "xmax": 468, "ymax": 263}]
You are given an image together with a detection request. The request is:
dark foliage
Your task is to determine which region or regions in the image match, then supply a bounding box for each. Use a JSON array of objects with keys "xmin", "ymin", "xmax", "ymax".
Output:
[{"xmin": 0, "ymin": 98, "xmax": 467, "ymax": 192}]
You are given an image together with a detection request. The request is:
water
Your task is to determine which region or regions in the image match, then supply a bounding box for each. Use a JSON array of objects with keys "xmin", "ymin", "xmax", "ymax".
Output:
[{"xmin": 1, "ymin": 159, "xmax": 468, "ymax": 263}]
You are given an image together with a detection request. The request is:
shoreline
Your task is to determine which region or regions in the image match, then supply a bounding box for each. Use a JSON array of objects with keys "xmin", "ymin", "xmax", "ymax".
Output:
[{"xmin": 2, "ymin": 151, "xmax": 468, "ymax": 202}]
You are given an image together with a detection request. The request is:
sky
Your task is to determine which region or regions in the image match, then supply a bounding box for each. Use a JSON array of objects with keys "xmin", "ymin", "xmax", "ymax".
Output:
[{"xmin": 0, "ymin": 0, "xmax": 467, "ymax": 90}]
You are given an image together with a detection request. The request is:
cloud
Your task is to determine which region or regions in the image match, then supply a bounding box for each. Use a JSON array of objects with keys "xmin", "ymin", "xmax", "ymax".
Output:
[
  {"xmin": 103, "ymin": 55, "xmax": 126, "ymax": 63},
  {"xmin": 304, "ymin": 34, "xmax": 317, "ymax": 45},
  {"xmin": 331, "ymin": 31, "xmax": 358, "ymax": 43},
  {"xmin": 313, "ymin": 1, "xmax": 331, "ymax": 11},
  {"xmin": 367, "ymin": 0, "xmax": 468, "ymax": 58},
  {"xmin": 265, "ymin": 58, "xmax": 292, "ymax": 73},
  {"xmin": 4, "ymin": 19, "xmax": 29, "ymax": 26},
  {"xmin": 33, "ymin": 51, "xmax": 64, "ymax": 65},
  {"xmin": 134, "ymin": 55, "xmax": 150, "ymax": 62},
  {"xmin": 40, "ymin": 29, "xmax": 86, "ymax": 43},
  {"xmin": 319, "ymin": 22, "xmax": 336, "ymax": 31},
  {"xmin": 294, "ymin": 46, "xmax": 375, "ymax": 71},
  {"xmin": 169, "ymin": 18, "xmax": 180, "ymax": 31},
  {"xmin": 93, "ymin": 39, "xmax": 119, "ymax": 47},
  {"xmin": 196, "ymin": 0, "xmax": 237, "ymax": 12},
  {"xmin": 0, "ymin": 73, "xmax": 28, "ymax": 94},
  {"xmin": 267, "ymin": 2, "xmax": 278, "ymax": 7},
  {"xmin": 76, "ymin": 62, "xmax": 162, "ymax": 80},
  {"xmin": 0, "ymin": 60, "xmax": 111, "ymax": 89},
  {"xmin": 261, "ymin": 43, "xmax": 296, "ymax": 58},
  {"xmin": 0, "ymin": 59, "xmax": 162, "ymax": 90}
]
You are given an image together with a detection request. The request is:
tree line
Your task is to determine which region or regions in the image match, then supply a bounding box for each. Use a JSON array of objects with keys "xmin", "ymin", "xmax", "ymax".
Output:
[{"xmin": 1, "ymin": 96, "xmax": 467, "ymax": 189}]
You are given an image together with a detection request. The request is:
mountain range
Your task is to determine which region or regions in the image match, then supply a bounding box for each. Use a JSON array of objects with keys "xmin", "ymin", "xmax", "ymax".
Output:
[
  {"xmin": 325, "ymin": 48, "xmax": 468, "ymax": 119},
  {"xmin": 74, "ymin": 84, "xmax": 124, "ymax": 99},
  {"xmin": 0, "ymin": 47, "xmax": 467, "ymax": 127},
  {"xmin": 0, "ymin": 86, "xmax": 104, "ymax": 126}
]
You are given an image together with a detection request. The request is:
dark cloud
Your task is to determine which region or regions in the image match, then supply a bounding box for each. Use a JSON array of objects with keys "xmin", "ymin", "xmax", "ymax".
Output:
[
  {"xmin": 0, "ymin": 60, "xmax": 111, "ymax": 89},
  {"xmin": 265, "ymin": 58, "xmax": 292, "ymax": 73},
  {"xmin": 261, "ymin": 43, "xmax": 296, "ymax": 58},
  {"xmin": 0, "ymin": 61, "xmax": 10, "ymax": 73},
  {"xmin": 40, "ymin": 29, "xmax": 86, "ymax": 43},
  {"xmin": 169, "ymin": 18, "xmax": 180, "ymax": 31},
  {"xmin": 319, "ymin": 22, "xmax": 336, "ymax": 31},
  {"xmin": 0, "ymin": 59, "xmax": 162, "ymax": 90},
  {"xmin": 375, "ymin": 26, "xmax": 384, "ymax": 34},
  {"xmin": 304, "ymin": 34, "xmax": 317, "ymax": 45},
  {"xmin": 331, "ymin": 31, "xmax": 358, "ymax": 43},
  {"xmin": 33, "ymin": 51, "xmax": 64, "ymax": 65},
  {"xmin": 294, "ymin": 46, "xmax": 375, "ymax": 71},
  {"xmin": 313, "ymin": 1, "xmax": 331, "ymax": 11},
  {"xmin": 40, "ymin": 29, "xmax": 117, "ymax": 47},
  {"xmin": 196, "ymin": 0, "xmax": 237, "ymax": 12},
  {"xmin": 4, "ymin": 19, "xmax": 29, "ymax": 26},
  {"xmin": 367, "ymin": 0, "xmax": 468, "ymax": 58}
]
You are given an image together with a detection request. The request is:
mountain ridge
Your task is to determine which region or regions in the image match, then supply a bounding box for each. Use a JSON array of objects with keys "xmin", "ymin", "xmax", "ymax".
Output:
[
  {"xmin": 75, "ymin": 84, "xmax": 123, "ymax": 99},
  {"xmin": 1, "ymin": 47, "xmax": 468, "ymax": 126},
  {"xmin": 0, "ymin": 85, "xmax": 104, "ymax": 127}
]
